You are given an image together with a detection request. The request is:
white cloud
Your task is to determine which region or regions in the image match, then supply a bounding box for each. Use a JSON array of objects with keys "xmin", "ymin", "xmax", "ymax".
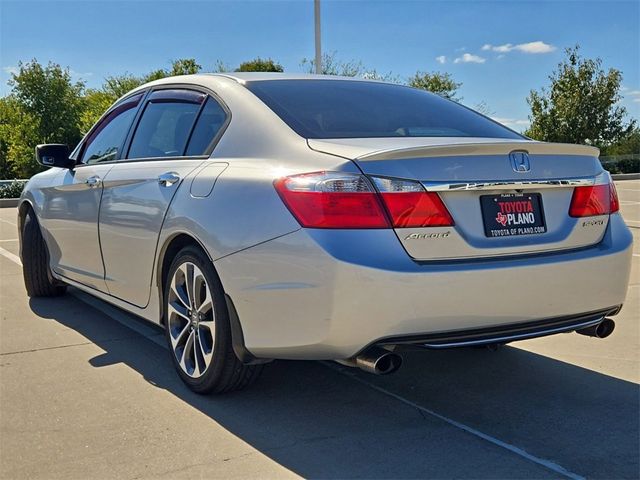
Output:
[
  {"xmin": 435, "ymin": 55, "xmax": 447, "ymax": 64},
  {"xmin": 623, "ymin": 88, "xmax": 640, "ymax": 103},
  {"xmin": 483, "ymin": 41, "xmax": 556, "ymax": 55},
  {"xmin": 70, "ymin": 69, "xmax": 93, "ymax": 79},
  {"xmin": 454, "ymin": 53, "xmax": 486, "ymax": 64},
  {"xmin": 494, "ymin": 44, "xmax": 515, "ymax": 53},
  {"xmin": 2, "ymin": 66, "xmax": 18, "ymax": 75},
  {"xmin": 516, "ymin": 41, "xmax": 557, "ymax": 54}
]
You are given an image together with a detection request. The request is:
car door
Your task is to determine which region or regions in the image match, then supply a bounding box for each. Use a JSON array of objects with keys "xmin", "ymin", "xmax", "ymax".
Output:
[
  {"xmin": 39, "ymin": 93, "xmax": 144, "ymax": 291},
  {"xmin": 98, "ymin": 88, "xmax": 229, "ymax": 307}
]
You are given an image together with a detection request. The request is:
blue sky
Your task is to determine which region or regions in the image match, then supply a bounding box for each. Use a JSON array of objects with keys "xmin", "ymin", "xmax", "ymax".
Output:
[{"xmin": 1, "ymin": 0, "xmax": 638, "ymax": 131}]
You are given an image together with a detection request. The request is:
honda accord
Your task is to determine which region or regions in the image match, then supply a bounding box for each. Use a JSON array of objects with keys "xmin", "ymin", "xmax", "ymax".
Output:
[{"xmin": 19, "ymin": 73, "xmax": 633, "ymax": 393}]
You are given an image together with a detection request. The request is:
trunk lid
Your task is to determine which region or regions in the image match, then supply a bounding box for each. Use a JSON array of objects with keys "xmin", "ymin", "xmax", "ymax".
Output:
[{"xmin": 308, "ymin": 138, "xmax": 609, "ymax": 260}]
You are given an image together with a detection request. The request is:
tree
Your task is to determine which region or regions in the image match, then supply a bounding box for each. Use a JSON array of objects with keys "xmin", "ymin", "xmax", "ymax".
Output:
[
  {"xmin": 0, "ymin": 96, "xmax": 20, "ymax": 178},
  {"xmin": 170, "ymin": 58, "xmax": 201, "ymax": 76},
  {"xmin": 236, "ymin": 57, "xmax": 283, "ymax": 72},
  {"xmin": 4, "ymin": 60, "xmax": 85, "ymax": 177},
  {"xmin": 80, "ymin": 59, "xmax": 203, "ymax": 131},
  {"xmin": 600, "ymin": 128, "xmax": 640, "ymax": 156},
  {"xmin": 361, "ymin": 69, "xmax": 401, "ymax": 83},
  {"xmin": 301, "ymin": 51, "xmax": 365, "ymax": 77},
  {"xmin": 525, "ymin": 46, "xmax": 635, "ymax": 147},
  {"xmin": 408, "ymin": 71, "xmax": 461, "ymax": 101},
  {"xmin": 102, "ymin": 73, "xmax": 145, "ymax": 99},
  {"xmin": 211, "ymin": 60, "xmax": 231, "ymax": 73},
  {"xmin": 79, "ymin": 89, "xmax": 114, "ymax": 134},
  {"xmin": 100, "ymin": 58, "xmax": 202, "ymax": 103},
  {"xmin": 9, "ymin": 60, "xmax": 85, "ymax": 146}
]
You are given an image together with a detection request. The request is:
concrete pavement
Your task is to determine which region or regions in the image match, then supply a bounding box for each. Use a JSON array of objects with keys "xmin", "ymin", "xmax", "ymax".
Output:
[{"xmin": 0, "ymin": 181, "xmax": 638, "ymax": 479}]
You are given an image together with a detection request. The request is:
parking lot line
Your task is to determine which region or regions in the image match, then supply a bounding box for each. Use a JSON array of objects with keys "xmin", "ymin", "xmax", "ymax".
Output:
[
  {"xmin": 323, "ymin": 362, "xmax": 585, "ymax": 480},
  {"xmin": 0, "ymin": 241, "xmax": 587, "ymax": 480},
  {"xmin": 0, "ymin": 245, "xmax": 21, "ymax": 266}
]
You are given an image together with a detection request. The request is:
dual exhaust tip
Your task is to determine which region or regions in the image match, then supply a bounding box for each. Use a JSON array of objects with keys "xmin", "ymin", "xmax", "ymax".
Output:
[
  {"xmin": 576, "ymin": 318, "xmax": 616, "ymax": 339},
  {"xmin": 345, "ymin": 318, "xmax": 615, "ymax": 376},
  {"xmin": 343, "ymin": 346, "xmax": 403, "ymax": 375}
]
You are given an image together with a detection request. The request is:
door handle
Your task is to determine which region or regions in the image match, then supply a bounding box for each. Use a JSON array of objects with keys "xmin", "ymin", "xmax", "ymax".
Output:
[
  {"xmin": 85, "ymin": 175, "xmax": 102, "ymax": 188},
  {"xmin": 158, "ymin": 172, "xmax": 180, "ymax": 187}
]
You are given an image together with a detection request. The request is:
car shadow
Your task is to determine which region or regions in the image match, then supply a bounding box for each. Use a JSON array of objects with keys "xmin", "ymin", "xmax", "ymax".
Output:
[{"xmin": 29, "ymin": 294, "xmax": 639, "ymax": 479}]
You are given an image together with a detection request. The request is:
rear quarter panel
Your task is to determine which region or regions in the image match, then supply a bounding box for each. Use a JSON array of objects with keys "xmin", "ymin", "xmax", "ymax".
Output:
[{"xmin": 154, "ymin": 76, "xmax": 361, "ymax": 320}]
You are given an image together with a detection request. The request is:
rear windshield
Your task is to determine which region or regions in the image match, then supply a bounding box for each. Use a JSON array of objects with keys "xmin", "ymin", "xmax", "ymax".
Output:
[{"xmin": 246, "ymin": 80, "xmax": 522, "ymax": 140}]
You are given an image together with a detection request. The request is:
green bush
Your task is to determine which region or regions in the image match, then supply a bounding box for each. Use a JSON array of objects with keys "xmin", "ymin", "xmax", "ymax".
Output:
[
  {"xmin": 0, "ymin": 181, "xmax": 26, "ymax": 199},
  {"xmin": 600, "ymin": 155, "xmax": 640, "ymax": 174}
]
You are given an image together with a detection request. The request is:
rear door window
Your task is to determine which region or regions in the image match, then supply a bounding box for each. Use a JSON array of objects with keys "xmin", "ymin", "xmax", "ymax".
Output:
[
  {"xmin": 127, "ymin": 89, "xmax": 205, "ymax": 159},
  {"xmin": 185, "ymin": 97, "xmax": 228, "ymax": 155}
]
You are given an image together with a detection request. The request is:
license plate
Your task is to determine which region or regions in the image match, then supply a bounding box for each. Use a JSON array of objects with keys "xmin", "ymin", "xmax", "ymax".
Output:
[{"xmin": 480, "ymin": 193, "xmax": 546, "ymax": 238}]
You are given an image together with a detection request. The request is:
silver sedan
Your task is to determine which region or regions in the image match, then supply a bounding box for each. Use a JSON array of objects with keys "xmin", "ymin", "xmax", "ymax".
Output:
[{"xmin": 19, "ymin": 73, "xmax": 633, "ymax": 393}]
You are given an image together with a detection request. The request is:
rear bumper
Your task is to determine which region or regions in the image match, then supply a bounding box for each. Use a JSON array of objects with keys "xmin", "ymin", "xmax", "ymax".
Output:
[{"xmin": 214, "ymin": 213, "xmax": 633, "ymax": 360}]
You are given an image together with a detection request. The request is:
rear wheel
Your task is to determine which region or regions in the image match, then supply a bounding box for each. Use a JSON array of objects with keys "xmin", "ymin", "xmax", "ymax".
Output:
[
  {"xmin": 164, "ymin": 246, "xmax": 263, "ymax": 394},
  {"xmin": 21, "ymin": 209, "xmax": 67, "ymax": 298}
]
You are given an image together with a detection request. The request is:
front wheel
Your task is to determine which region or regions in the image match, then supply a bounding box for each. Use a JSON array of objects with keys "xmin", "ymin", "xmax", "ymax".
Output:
[
  {"xmin": 164, "ymin": 246, "xmax": 263, "ymax": 394},
  {"xmin": 21, "ymin": 209, "xmax": 67, "ymax": 298}
]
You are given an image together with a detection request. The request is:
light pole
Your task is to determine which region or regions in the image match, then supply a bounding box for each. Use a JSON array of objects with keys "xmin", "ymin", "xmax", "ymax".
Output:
[{"xmin": 314, "ymin": 0, "xmax": 322, "ymax": 74}]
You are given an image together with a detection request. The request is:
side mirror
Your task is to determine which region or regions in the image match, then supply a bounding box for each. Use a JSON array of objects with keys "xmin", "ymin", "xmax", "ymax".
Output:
[{"xmin": 35, "ymin": 144, "xmax": 75, "ymax": 169}]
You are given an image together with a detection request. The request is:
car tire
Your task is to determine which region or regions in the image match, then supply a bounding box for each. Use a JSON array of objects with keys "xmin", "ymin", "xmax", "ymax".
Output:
[
  {"xmin": 164, "ymin": 246, "xmax": 263, "ymax": 394},
  {"xmin": 21, "ymin": 209, "xmax": 67, "ymax": 298}
]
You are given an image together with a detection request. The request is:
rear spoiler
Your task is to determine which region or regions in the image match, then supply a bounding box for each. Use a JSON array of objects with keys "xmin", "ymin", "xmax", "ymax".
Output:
[{"xmin": 358, "ymin": 142, "xmax": 600, "ymax": 162}]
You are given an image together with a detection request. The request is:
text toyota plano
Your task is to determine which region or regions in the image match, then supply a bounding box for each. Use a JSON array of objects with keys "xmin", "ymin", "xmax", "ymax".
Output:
[{"xmin": 19, "ymin": 73, "xmax": 633, "ymax": 393}]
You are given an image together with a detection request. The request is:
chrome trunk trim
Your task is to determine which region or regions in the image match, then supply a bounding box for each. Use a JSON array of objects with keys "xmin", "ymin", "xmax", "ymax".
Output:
[{"xmin": 422, "ymin": 177, "xmax": 597, "ymax": 192}]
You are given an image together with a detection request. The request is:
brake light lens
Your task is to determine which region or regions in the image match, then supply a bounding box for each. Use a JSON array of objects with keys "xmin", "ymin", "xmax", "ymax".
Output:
[
  {"xmin": 372, "ymin": 177, "xmax": 454, "ymax": 227},
  {"xmin": 274, "ymin": 172, "xmax": 390, "ymax": 228},
  {"xmin": 569, "ymin": 182, "xmax": 620, "ymax": 217},
  {"xmin": 609, "ymin": 181, "xmax": 620, "ymax": 213}
]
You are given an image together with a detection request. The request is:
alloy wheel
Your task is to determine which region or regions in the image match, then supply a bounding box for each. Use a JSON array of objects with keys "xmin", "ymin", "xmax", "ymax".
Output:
[{"xmin": 167, "ymin": 261, "xmax": 215, "ymax": 378}]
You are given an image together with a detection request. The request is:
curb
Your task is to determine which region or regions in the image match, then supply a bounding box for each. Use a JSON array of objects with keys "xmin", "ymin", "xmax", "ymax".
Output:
[
  {"xmin": 0, "ymin": 199, "xmax": 19, "ymax": 208},
  {"xmin": 611, "ymin": 173, "xmax": 640, "ymax": 181}
]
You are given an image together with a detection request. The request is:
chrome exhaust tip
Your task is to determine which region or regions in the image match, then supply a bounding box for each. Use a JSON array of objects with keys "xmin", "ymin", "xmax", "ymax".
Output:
[
  {"xmin": 354, "ymin": 346, "xmax": 403, "ymax": 375},
  {"xmin": 577, "ymin": 318, "xmax": 616, "ymax": 339}
]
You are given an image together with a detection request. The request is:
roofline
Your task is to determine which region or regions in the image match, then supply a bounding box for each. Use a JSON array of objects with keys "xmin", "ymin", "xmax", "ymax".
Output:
[{"xmin": 203, "ymin": 72, "xmax": 391, "ymax": 84}]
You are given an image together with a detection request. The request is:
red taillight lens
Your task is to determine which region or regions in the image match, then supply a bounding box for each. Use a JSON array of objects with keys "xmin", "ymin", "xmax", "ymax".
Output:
[
  {"xmin": 372, "ymin": 177, "xmax": 454, "ymax": 227},
  {"xmin": 609, "ymin": 181, "xmax": 620, "ymax": 214},
  {"xmin": 380, "ymin": 192, "xmax": 454, "ymax": 227},
  {"xmin": 274, "ymin": 172, "xmax": 390, "ymax": 228},
  {"xmin": 569, "ymin": 183, "xmax": 619, "ymax": 217}
]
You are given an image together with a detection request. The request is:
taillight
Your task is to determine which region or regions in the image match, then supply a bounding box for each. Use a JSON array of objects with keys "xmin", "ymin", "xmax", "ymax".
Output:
[
  {"xmin": 274, "ymin": 172, "xmax": 389, "ymax": 228},
  {"xmin": 275, "ymin": 172, "xmax": 454, "ymax": 229},
  {"xmin": 569, "ymin": 182, "xmax": 619, "ymax": 217},
  {"xmin": 372, "ymin": 177, "xmax": 454, "ymax": 227},
  {"xmin": 609, "ymin": 181, "xmax": 620, "ymax": 213}
]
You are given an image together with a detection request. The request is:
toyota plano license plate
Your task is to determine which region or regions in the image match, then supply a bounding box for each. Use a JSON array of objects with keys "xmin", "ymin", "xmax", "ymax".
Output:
[{"xmin": 480, "ymin": 193, "xmax": 547, "ymax": 238}]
